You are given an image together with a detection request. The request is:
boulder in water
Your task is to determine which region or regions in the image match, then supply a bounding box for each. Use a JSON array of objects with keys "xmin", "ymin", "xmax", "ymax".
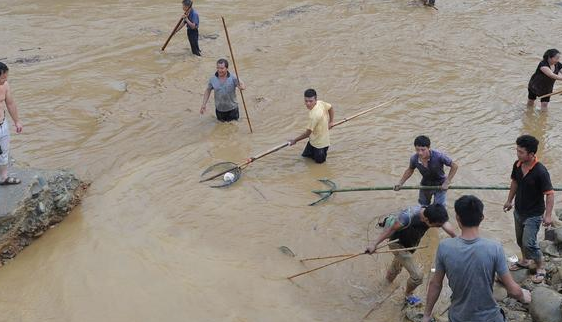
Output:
[{"xmin": 0, "ymin": 168, "xmax": 88, "ymax": 264}]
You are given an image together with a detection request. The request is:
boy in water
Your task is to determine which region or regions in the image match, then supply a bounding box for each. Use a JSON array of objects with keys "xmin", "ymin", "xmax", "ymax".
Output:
[{"xmin": 176, "ymin": 0, "xmax": 201, "ymax": 56}]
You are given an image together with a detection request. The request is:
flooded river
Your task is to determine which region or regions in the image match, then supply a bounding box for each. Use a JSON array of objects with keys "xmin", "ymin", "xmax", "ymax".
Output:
[{"xmin": 1, "ymin": 0, "xmax": 561, "ymax": 321}]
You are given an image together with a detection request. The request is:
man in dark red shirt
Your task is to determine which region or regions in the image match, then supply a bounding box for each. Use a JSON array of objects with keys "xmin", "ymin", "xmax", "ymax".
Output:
[{"xmin": 503, "ymin": 135, "xmax": 554, "ymax": 284}]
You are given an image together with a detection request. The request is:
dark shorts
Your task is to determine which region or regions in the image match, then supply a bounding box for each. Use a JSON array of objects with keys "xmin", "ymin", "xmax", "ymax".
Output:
[
  {"xmin": 216, "ymin": 108, "xmax": 239, "ymax": 122},
  {"xmin": 302, "ymin": 141, "xmax": 328, "ymax": 163},
  {"xmin": 528, "ymin": 88, "xmax": 551, "ymax": 102},
  {"xmin": 187, "ymin": 28, "xmax": 201, "ymax": 56}
]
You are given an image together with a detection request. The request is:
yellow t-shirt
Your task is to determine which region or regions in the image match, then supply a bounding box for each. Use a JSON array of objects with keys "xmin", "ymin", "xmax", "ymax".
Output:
[{"xmin": 307, "ymin": 100, "xmax": 332, "ymax": 148}]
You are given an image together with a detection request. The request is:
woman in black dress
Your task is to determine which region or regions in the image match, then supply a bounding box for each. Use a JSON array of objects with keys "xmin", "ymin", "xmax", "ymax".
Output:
[{"xmin": 528, "ymin": 49, "xmax": 562, "ymax": 110}]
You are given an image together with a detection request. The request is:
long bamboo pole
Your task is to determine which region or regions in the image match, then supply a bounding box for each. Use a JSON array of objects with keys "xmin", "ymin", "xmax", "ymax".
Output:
[
  {"xmin": 299, "ymin": 239, "xmax": 399, "ymax": 262},
  {"xmin": 538, "ymin": 88, "xmax": 562, "ymax": 99},
  {"xmin": 287, "ymin": 245, "xmax": 426, "ymax": 280},
  {"xmin": 200, "ymin": 98, "xmax": 397, "ymax": 183},
  {"xmin": 312, "ymin": 185, "xmax": 562, "ymax": 194},
  {"xmin": 221, "ymin": 16, "xmax": 253, "ymax": 133},
  {"xmin": 161, "ymin": 9, "xmax": 189, "ymax": 51}
]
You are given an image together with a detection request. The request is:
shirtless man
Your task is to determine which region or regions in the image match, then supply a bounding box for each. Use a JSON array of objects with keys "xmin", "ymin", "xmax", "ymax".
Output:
[{"xmin": 0, "ymin": 62, "xmax": 23, "ymax": 185}]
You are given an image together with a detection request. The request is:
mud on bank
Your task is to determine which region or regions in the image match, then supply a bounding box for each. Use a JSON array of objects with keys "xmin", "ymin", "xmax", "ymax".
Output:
[{"xmin": 0, "ymin": 168, "xmax": 88, "ymax": 265}]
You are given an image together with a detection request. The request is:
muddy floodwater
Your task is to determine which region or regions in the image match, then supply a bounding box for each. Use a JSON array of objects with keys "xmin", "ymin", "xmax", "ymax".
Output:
[{"xmin": 1, "ymin": 0, "xmax": 562, "ymax": 321}]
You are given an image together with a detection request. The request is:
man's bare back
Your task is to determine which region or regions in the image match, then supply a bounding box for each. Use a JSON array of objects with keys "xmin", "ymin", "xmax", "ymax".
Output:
[{"xmin": 0, "ymin": 62, "xmax": 23, "ymax": 185}]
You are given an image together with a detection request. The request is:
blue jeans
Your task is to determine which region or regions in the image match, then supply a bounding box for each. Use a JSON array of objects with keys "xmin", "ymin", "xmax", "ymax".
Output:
[
  {"xmin": 418, "ymin": 189, "xmax": 446, "ymax": 207},
  {"xmin": 514, "ymin": 211, "xmax": 543, "ymax": 263}
]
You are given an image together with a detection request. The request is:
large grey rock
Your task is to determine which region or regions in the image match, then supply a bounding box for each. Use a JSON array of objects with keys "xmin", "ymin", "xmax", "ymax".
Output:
[
  {"xmin": 554, "ymin": 228, "xmax": 562, "ymax": 245},
  {"xmin": 404, "ymin": 306, "xmax": 424, "ymax": 322},
  {"xmin": 510, "ymin": 268, "xmax": 530, "ymax": 284},
  {"xmin": 0, "ymin": 168, "xmax": 88, "ymax": 264},
  {"xmin": 541, "ymin": 240, "xmax": 561, "ymax": 257},
  {"xmin": 548, "ymin": 265, "xmax": 562, "ymax": 285},
  {"xmin": 529, "ymin": 287, "xmax": 562, "ymax": 322}
]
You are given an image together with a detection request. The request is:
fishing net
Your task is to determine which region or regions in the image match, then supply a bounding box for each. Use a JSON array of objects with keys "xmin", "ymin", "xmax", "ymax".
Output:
[{"xmin": 200, "ymin": 162, "xmax": 242, "ymax": 188}]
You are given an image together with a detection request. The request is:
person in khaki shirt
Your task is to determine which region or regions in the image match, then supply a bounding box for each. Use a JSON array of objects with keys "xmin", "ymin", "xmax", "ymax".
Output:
[{"xmin": 288, "ymin": 89, "xmax": 334, "ymax": 163}]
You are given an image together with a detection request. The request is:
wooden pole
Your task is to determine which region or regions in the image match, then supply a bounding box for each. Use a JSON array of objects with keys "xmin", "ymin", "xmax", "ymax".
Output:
[
  {"xmin": 331, "ymin": 98, "xmax": 396, "ymax": 127},
  {"xmin": 161, "ymin": 9, "xmax": 188, "ymax": 51},
  {"xmin": 300, "ymin": 239, "xmax": 399, "ymax": 262},
  {"xmin": 538, "ymin": 88, "xmax": 562, "ymax": 99},
  {"xmin": 287, "ymin": 252, "xmax": 364, "ymax": 280},
  {"xmin": 201, "ymin": 98, "xmax": 397, "ymax": 183},
  {"xmin": 287, "ymin": 241, "xmax": 414, "ymax": 280},
  {"xmin": 221, "ymin": 16, "xmax": 253, "ymax": 133},
  {"xmin": 374, "ymin": 245, "xmax": 427, "ymax": 254}
]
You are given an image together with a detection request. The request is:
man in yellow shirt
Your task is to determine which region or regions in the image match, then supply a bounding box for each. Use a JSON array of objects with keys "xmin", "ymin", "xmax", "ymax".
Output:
[{"xmin": 288, "ymin": 89, "xmax": 334, "ymax": 164}]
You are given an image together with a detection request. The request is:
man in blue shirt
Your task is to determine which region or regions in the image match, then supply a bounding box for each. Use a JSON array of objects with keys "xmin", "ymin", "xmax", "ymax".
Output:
[
  {"xmin": 177, "ymin": 0, "xmax": 201, "ymax": 56},
  {"xmin": 395, "ymin": 135, "xmax": 458, "ymax": 206}
]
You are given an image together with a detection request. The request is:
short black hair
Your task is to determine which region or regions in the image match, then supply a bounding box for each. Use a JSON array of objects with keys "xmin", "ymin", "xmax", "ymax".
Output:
[
  {"xmin": 216, "ymin": 58, "xmax": 229, "ymax": 68},
  {"xmin": 414, "ymin": 135, "xmax": 431, "ymax": 148},
  {"xmin": 182, "ymin": 0, "xmax": 192, "ymax": 7},
  {"xmin": 516, "ymin": 135, "xmax": 539, "ymax": 154},
  {"xmin": 454, "ymin": 195, "xmax": 484, "ymax": 227},
  {"xmin": 304, "ymin": 89, "xmax": 317, "ymax": 99},
  {"xmin": 0, "ymin": 62, "xmax": 8, "ymax": 75},
  {"xmin": 424, "ymin": 204, "xmax": 449, "ymax": 224},
  {"xmin": 543, "ymin": 49, "xmax": 560, "ymax": 62}
]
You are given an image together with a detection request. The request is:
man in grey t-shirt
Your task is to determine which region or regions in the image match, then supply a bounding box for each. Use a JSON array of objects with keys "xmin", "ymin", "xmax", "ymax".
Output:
[
  {"xmin": 422, "ymin": 195, "xmax": 531, "ymax": 322},
  {"xmin": 201, "ymin": 58, "xmax": 246, "ymax": 122}
]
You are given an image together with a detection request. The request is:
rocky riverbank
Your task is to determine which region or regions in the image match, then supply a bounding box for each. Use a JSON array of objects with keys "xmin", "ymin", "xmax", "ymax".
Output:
[{"xmin": 0, "ymin": 168, "xmax": 88, "ymax": 265}]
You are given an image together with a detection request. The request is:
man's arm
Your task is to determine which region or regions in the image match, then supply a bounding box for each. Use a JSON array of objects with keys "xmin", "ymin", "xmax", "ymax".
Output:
[
  {"xmin": 328, "ymin": 106, "xmax": 334, "ymax": 129},
  {"xmin": 200, "ymin": 87, "xmax": 212, "ymax": 114},
  {"xmin": 544, "ymin": 193, "xmax": 554, "ymax": 226},
  {"xmin": 5, "ymin": 83, "xmax": 22, "ymax": 133},
  {"xmin": 497, "ymin": 272, "xmax": 531, "ymax": 303},
  {"xmin": 366, "ymin": 220, "xmax": 402, "ymax": 253},
  {"xmin": 503, "ymin": 179, "xmax": 518, "ymax": 212},
  {"xmin": 288, "ymin": 129, "xmax": 312, "ymax": 146},
  {"xmin": 422, "ymin": 270, "xmax": 445, "ymax": 322},
  {"xmin": 237, "ymin": 78, "xmax": 246, "ymax": 90},
  {"xmin": 440, "ymin": 222, "xmax": 456, "ymax": 238},
  {"xmin": 183, "ymin": 16, "xmax": 197, "ymax": 29},
  {"xmin": 441, "ymin": 161, "xmax": 458, "ymax": 190},
  {"xmin": 180, "ymin": 8, "xmax": 196, "ymax": 30},
  {"xmin": 395, "ymin": 167, "xmax": 415, "ymax": 191},
  {"xmin": 176, "ymin": 20, "xmax": 186, "ymax": 33}
]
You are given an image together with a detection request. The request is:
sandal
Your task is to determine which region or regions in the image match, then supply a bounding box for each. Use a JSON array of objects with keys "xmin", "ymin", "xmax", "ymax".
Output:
[
  {"xmin": 0, "ymin": 176, "xmax": 21, "ymax": 185},
  {"xmin": 509, "ymin": 262, "xmax": 530, "ymax": 271},
  {"xmin": 531, "ymin": 271, "xmax": 546, "ymax": 284}
]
